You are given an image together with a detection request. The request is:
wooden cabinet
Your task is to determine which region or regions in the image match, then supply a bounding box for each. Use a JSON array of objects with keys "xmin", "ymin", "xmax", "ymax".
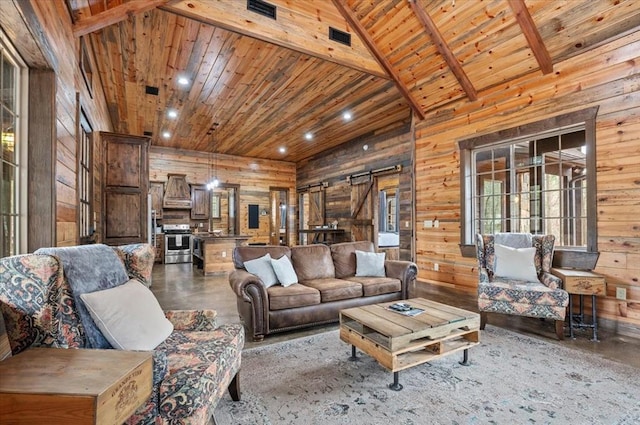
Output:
[
  {"xmin": 101, "ymin": 132, "xmax": 150, "ymax": 245},
  {"xmin": 149, "ymin": 181, "xmax": 164, "ymax": 220},
  {"xmin": 191, "ymin": 185, "xmax": 210, "ymax": 219},
  {"xmin": 154, "ymin": 233, "xmax": 165, "ymax": 264}
]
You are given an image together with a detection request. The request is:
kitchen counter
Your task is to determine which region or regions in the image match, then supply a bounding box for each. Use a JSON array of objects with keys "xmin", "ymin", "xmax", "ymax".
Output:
[{"xmin": 192, "ymin": 234, "xmax": 250, "ymax": 275}]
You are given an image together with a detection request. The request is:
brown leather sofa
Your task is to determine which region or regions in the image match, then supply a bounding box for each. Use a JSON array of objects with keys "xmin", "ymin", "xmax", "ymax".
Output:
[{"xmin": 229, "ymin": 241, "xmax": 418, "ymax": 341}]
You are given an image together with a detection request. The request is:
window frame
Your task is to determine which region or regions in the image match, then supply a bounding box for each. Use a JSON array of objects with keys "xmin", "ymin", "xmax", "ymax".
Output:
[
  {"xmin": 77, "ymin": 104, "xmax": 94, "ymax": 244},
  {"xmin": 0, "ymin": 29, "xmax": 28, "ymax": 257},
  {"xmin": 458, "ymin": 107, "xmax": 598, "ymax": 257}
]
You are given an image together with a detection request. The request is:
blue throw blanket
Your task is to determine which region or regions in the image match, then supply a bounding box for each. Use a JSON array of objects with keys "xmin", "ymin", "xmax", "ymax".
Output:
[{"xmin": 35, "ymin": 244, "xmax": 129, "ymax": 348}]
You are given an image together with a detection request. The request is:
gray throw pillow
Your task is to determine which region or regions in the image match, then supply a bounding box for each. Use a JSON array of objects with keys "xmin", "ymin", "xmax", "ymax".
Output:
[
  {"xmin": 244, "ymin": 253, "xmax": 279, "ymax": 287},
  {"xmin": 270, "ymin": 255, "xmax": 298, "ymax": 287},
  {"xmin": 355, "ymin": 250, "xmax": 386, "ymax": 277}
]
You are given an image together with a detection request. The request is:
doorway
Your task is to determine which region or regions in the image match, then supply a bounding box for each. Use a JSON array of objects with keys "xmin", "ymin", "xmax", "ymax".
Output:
[{"xmin": 269, "ymin": 187, "xmax": 289, "ymax": 245}]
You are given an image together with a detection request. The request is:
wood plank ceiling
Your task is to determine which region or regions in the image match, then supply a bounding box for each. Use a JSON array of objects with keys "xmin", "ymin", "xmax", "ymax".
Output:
[{"xmin": 68, "ymin": 0, "xmax": 640, "ymax": 162}]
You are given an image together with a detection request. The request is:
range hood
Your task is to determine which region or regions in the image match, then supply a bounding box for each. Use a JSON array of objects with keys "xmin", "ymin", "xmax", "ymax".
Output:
[{"xmin": 163, "ymin": 174, "xmax": 192, "ymax": 209}]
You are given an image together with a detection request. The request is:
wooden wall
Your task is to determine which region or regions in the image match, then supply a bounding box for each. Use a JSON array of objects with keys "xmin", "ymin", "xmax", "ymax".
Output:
[
  {"xmin": 414, "ymin": 30, "xmax": 640, "ymax": 336},
  {"xmin": 2, "ymin": 0, "xmax": 113, "ymax": 249},
  {"xmin": 297, "ymin": 122, "xmax": 413, "ymax": 260},
  {"xmin": 149, "ymin": 147, "xmax": 296, "ymax": 244}
]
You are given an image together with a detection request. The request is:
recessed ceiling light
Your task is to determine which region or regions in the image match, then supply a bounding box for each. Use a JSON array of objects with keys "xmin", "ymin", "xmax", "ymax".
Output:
[
  {"xmin": 343, "ymin": 111, "xmax": 352, "ymax": 121},
  {"xmin": 279, "ymin": 146, "xmax": 286, "ymax": 154},
  {"xmin": 162, "ymin": 131, "xmax": 171, "ymax": 139},
  {"xmin": 177, "ymin": 76, "xmax": 190, "ymax": 86},
  {"xmin": 167, "ymin": 109, "xmax": 178, "ymax": 119},
  {"xmin": 304, "ymin": 132, "xmax": 313, "ymax": 141}
]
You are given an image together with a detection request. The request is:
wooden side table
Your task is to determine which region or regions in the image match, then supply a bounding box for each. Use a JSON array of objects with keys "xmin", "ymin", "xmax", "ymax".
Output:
[
  {"xmin": 0, "ymin": 348, "xmax": 153, "ymax": 425},
  {"xmin": 551, "ymin": 268, "xmax": 606, "ymax": 341}
]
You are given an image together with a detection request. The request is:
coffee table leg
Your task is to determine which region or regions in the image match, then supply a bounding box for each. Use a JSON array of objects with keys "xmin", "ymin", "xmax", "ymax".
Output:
[
  {"xmin": 349, "ymin": 345, "xmax": 358, "ymax": 361},
  {"xmin": 459, "ymin": 348, "xmax": 470, "ymax": 366},
  {"xmin": 388, "ymin": 372, "xmax": 403, "ymax": 391}
]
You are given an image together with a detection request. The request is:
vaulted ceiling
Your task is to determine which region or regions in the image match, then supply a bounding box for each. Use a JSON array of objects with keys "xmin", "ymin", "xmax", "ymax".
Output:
[{"xmin": 68, "ymin": 0, "xmax": 640, "ymax": 162}]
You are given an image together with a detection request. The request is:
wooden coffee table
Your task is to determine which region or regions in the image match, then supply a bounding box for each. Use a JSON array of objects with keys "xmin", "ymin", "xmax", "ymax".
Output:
[{"xmin": 339, "ymin": 298, "xmax": 480, "ymax": 390}]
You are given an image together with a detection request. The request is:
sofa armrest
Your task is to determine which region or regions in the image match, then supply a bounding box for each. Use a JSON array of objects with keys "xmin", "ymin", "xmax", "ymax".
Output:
[
  {"xmin": 164, "ymin": 310, "xmax": 218, "ymax": 331},
  {"xmin": 113, "ymin": 243, "xmax": 155, "ymax": 287},
  {"xmin": 384, "ymin": 260, "xmax": 418, "ymax": 299},
  {"xmin": 479, "ymin": 267, "xmax": 490, "ymax": 283},
  {"xmin": 540, "ymin": 272, "xmax": 563, "ymax": 290},
  {"xmin": 229, "ymin": 269, "xmax": 269, "ymax": 340}
]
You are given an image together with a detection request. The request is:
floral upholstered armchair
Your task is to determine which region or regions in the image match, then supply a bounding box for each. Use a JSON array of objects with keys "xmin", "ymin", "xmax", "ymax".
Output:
[
  {"xmin": 0, "ymin": 243, "xmax": 243, "ymax": 425},
  {"xmin": 475, "ymin": 233, "xmax": 569, "ymax": 340}
]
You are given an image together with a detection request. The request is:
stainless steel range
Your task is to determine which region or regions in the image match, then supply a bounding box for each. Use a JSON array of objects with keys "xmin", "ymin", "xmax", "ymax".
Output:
[{"xmin": 163, "ymin": 224, "xmax": 192, "ymax": 264}]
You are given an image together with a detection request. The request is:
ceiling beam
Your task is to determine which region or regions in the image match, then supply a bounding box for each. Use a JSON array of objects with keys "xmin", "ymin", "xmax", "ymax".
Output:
[
  {"xmin": 162, "ymin": 0, "xmax": 387, "ymax": 79},
  {"xmin": 73, "ymin": 0, "xmax": 173, "ymax": 37},
  {"xmin": 408, "ymin": 0, "xmax": 477, "ymax": 102},
  {"xmin": 332, "ymin": 0, "xmax": 425, "ymax": 120},
  {"xmin": 508, "ymin": 0, "xmax": 554, "ymax": 74}
]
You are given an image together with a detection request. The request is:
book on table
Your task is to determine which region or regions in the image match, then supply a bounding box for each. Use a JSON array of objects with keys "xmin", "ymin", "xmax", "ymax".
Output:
[{"xmin": 388, "ymin": 302, "xmax": 424, "ymax": 317}]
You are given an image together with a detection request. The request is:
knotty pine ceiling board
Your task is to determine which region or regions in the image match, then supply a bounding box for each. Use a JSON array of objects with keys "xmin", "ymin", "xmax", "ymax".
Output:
[{"xmin": 77, "ymin": 0, "xmax": 640, "ymax": 161}]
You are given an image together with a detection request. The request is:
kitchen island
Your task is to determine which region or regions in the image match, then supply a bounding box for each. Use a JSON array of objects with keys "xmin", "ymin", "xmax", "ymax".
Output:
[{"xmin": 192, "ymin": 234, "xmax": 250, "ymax": 275}]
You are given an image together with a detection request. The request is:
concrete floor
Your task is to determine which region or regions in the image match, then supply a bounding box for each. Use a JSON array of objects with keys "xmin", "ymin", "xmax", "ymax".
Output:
[{"xmin": 150, "ymin": 262, "xmax": 640, "ymax": 368}]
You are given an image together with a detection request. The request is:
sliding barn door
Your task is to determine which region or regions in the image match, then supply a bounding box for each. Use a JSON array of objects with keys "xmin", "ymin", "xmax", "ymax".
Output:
[
  {"xmin": 308, "ymin": 187, "xmax": 325, "ymax": 228},
  {"xmin": 350, "ymin": 177, "xmax": 377, "ymax": 242}
]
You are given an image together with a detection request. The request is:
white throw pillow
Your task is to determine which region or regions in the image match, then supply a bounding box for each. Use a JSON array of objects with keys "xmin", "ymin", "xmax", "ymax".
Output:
[
  {"xmin": 80, "ymin": 279, "xmax": 174, "ymax": 350},
  {"xmin": 494, "ymin": 244, "xmax": 539, "ymax": 282},
  {"xmin": 355, "ymin": 250, "xmax": 386, "ymax": 277},
  {"xmin": 270, "ymin": 255, "xmax": 298, "ymax": 287},
  {"xmin": 244, "ymin": 253, "xmax": 279, "ymax": 287}
]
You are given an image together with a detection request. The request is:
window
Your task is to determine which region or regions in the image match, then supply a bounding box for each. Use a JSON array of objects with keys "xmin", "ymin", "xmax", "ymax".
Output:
[
  {"xmin": 78, "ymin": 108, "xmax": 93, "ymax": 243},
  {"xmin": 459, "ymin": 108, "xmax": 598, "ymax": 255},
  {"xmin": 1, "ymin": 31, "xmax": 26, "ymax": 257}
]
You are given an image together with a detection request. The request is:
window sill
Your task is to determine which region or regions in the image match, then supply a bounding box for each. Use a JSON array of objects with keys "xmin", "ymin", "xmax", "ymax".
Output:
[{"xmin": 552, "ymin": 250, "xmax": 600, "ymax": 270}]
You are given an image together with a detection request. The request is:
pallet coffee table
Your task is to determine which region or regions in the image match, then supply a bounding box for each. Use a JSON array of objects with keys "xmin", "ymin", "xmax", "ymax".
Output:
[{"xmin": 339, "ymin": 297, "xmax": 480, "ymax": 390}]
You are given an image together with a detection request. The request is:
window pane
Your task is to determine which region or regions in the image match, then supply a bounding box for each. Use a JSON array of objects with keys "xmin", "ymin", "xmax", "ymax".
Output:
[
  {"xmin": 1, "ymin": 213, "xmax": 17, "ymax": 257},
  {"xmin": 1, "ymin": 53, "xmax": 15, "ymax": 111},
  {"xmin": 2, "ymin": 106, "xmax": 15, "ymax": 164},
  {"xmin": 1, "ymin": 162, "xmax": 15, "ymax": 214}
]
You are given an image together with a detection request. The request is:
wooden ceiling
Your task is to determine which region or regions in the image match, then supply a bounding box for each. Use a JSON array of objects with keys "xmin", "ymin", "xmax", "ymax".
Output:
[{"xmin": 68, "ymin": 0, "xmax": 640, "ymax": 162}]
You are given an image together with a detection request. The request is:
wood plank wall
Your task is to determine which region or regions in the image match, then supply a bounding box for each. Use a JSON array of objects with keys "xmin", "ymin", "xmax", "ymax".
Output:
[
  {"xmin": 6, "ymin": 0, "xmax": 113, "ymax": 248},
  {"xmin": 297, "ymin": 122, "xmax": 413, "ymax": 260},
  {"xmin": 149, "ymin": 147, "xmax": 296, "ymax": 244},
  {"xmin": 414, "ymin": 30, "xmax": 640, "ymax": 336}
]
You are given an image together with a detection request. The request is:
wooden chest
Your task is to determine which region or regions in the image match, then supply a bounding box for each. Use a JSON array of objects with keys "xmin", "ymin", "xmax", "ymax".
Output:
[
  {"xmin": 0, "ymin": 348, "xmax": 152, "ymax": 425},
  {"xmin": 551, "ymin": 268, "xmax": 606, "ymax": 296}
]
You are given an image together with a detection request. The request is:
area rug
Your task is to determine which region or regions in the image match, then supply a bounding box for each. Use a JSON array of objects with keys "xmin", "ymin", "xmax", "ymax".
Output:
[{"xmin": 215, "ymin": 325, "xmax": 640, "ymax": 424}]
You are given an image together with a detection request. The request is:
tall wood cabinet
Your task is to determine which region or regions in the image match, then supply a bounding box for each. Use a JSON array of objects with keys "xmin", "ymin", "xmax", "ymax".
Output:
[
  {"xmin": 191, "ymin": 185, "xmax": 210, "ymax": 220},
  {"xmin": 101, "ymin": 132, "xmax": 150, "ymax": 245}
]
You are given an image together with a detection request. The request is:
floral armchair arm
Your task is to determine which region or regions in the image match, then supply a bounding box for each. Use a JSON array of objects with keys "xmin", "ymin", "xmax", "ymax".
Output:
[
  {"xmin": 164, "ymin": 309, "xmax": 218, "ymax": 331},
  {"xmin": 540, "ymin": 272, "xmax": 563, "ymax": 290},
  {"xmin": 479, "ymin": 267, "xmax": 490, "ymax": 283}
]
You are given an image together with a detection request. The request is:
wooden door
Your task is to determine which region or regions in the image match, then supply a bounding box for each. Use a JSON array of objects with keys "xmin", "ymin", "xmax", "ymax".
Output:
[
  {"xmin": 350, "ymin": 177, "xmax": 377, "ymax": 242},
  {"xmin": 308, "ymin": 187, "xmax": 325, "ymax": 228},
  {"xmin": 101, "ymin": 132, "xmax": 149, "ymax": 245}
]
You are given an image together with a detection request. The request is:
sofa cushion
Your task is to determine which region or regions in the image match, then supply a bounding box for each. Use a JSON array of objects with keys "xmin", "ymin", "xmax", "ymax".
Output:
[
  {"xmin": 155, "ymin": 324, "xmax": 244, "ymax": 422},
  {"xmin": 345, "ymin": 276, "xmax": 401, "ymax": 297},
  {"xmin": 291, "ymin": 244, "xmax": 335, "ymax": 281},
  {"xmin": 330, "ymin": 241, "xmax": 375, "ymax": 278},
  {"xmin": 300, "ymin": 278, "xmax": 363, "ymax": 302},
  {"xmin": 267, "ymin": 284, "xmax": 321, "ymax": 310},
  {"xmin": 80, "ymin": 279, "xmax": 174, "ymax": 350},
  {"xmin": 233, "ymin": 245, "xmax": 291, "ymax": 269},
  {"xmin": 35, "ymin": 244, "xmax": 130, "ymax": 349}
]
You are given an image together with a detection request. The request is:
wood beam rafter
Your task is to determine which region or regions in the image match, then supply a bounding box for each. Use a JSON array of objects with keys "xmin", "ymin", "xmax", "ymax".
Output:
[
  {"xmin": 508, "ymin": 0, "xmax": 554, "ymax": 74},
  {"xmin": 73, "ymin": 0, "xmax": 173, "ymax": 37},
  {"xmin": 332, "ymin": 0, "xmax": 425, "ymax": 120},
  {"xmin": 408, "ymin": 0, "xmax": 477, "ymax": 102}
]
